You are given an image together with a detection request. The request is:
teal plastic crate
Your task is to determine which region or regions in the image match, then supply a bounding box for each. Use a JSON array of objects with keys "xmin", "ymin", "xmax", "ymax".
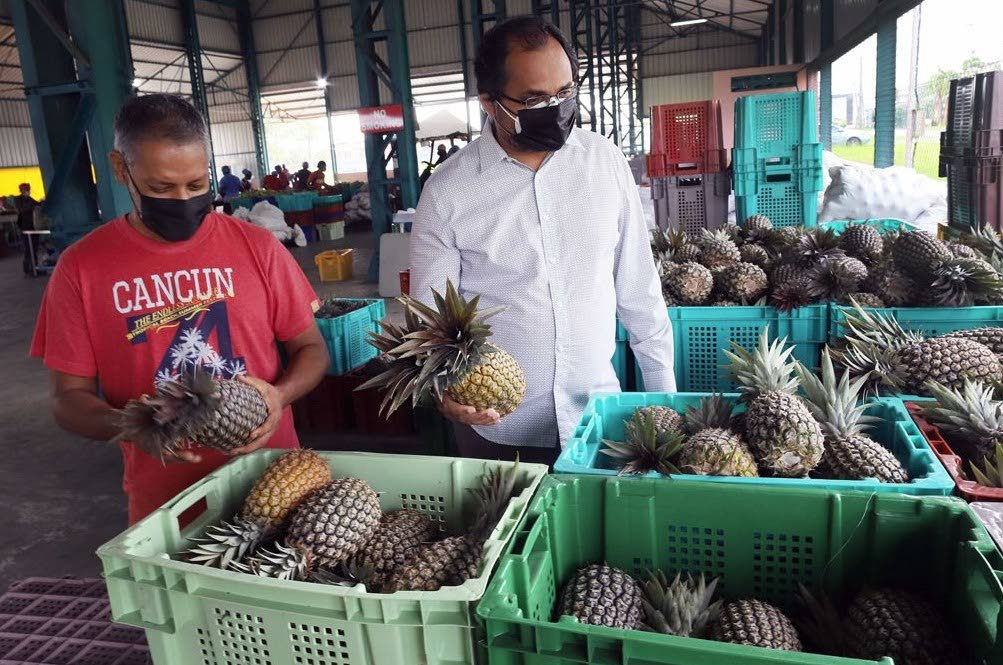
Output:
[
  {"xmin": 733, "ymin": 90, "xmax": 821, "ymax": 169},
  {"xmin": 478, "ymin": 476, "xmax": 1003, "ymax": 665},
  {"xmin": 316, "ymin": 298, "xmax": 386, "ymax": 375},
  {"xmin": 734, "ymin": 177, "xmax": 820, "ymax": 227},
  {"xmin": 828, "ymin": 304, "xmax": 1003, "ymax": 343},
  {"xmin": 276, "ymin": 191, "xmax": 317, "ymax": 212},
  {"xmin": 818, "ymin": 218, "xmax": 917, "ymax": 235},
  {"xmin": 555, "ymin": 392, "xmax": 954, "ymax": 495},
  {"xmin": 612, "ymin": 320, "xmax": 630, "ymax": 391},
  {"xmin": 636, "ymin": 304, "xmax": 828, "ymax": 392},
  {"xmin": 97, "ymin": 450, "xmax": 548, "ymax": 665}
]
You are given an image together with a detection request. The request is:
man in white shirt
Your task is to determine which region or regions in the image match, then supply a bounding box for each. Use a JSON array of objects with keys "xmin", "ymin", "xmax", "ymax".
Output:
[{"xmin": 410, "ymin": 15, "xmax": 674, "ymax": 463}]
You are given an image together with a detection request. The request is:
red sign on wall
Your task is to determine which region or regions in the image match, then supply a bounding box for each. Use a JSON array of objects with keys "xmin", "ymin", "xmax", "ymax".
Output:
[{"xmin": 358, "ymin": 105, "xmax": 405, "ymax": 134}]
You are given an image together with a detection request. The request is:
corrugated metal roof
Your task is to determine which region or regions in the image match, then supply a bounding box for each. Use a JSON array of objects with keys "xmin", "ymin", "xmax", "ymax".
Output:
[
  {"xmin": 644, "ymin": 31, "xmax": 759, "ymax": 76},
  {"xmin": 125, "ymin": 0, "xmax": 184, "ymax": 46},
  {"xmin": 197, "ymin": 11, "xmax": 242, "ymax": 54},
  {"xmin": 835, "ymin": 0, "xmax": 878, "ymax": 44},
  {"xmin": 803, "ymin": 0, "xmax": 822, "ymax": 63},
  {"xmin": 0, "ymin": 126, "xmax": 38, "ymax": 167}
]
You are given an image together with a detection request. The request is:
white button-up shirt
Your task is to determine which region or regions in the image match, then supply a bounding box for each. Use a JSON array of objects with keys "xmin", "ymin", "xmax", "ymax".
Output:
[{"xmin": 410, "ymin": 122, "xmax": 675, "ymax": 448}]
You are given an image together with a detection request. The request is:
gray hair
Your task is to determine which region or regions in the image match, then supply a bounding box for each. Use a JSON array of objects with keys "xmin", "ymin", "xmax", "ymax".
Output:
[{"xmin": 113, "ymin": 93, "xmax": 210, "ymax": 162}]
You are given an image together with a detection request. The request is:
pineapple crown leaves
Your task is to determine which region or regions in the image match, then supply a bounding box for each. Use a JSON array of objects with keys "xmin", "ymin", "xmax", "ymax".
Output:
[
  {"xmin": 310, "ymin": 557, "xmax": 376, "ymax": 588},
  {"xmin": 467, "ymin": 461, "xmax": 521, "ymax": 543},
  {"xmin": 601, "ymin": 411, "xmax": 685, "ymax": 476},
  {"xmin": 770, "ymin": 279, "xmax": 814, "ymax": 313},
  {"xmin": 723, "ymin": 326, "xmax": 801, "ymax": 400},
  {"xmin": 795, "ymin": 583, "xmax": 850, "ymax": 657},
  {"xmin": 961, "ymin": 224, "xmax": 1003, "ymax": 258},
  {"xmin": 791, "ymin": 228, "xmax": 846, "ymax": 267},
  {"xmin": 183, "ymin": 517, "xmax": 266, "ymax": 570},
  {"xmin": 794, "ymin": 349, "xmax": 880, "ymax": 440},
  {"xmin": 929, "ymin": 257, "xmax": 1003, "ymax": 307},
  {"xmin": 640, "ymin": 570, "xmax": 722, "ymax": 638},
  {"xmin": 683, "ymin": 394, "xmax": 735, "ymax": 434},
  {"xmin": 806, "ymin": 257, "xmax": 867, "ymax": 301},
  {"xmin": 828, "ymin": 339, "xmax": 907, "ymax": 397},
  {"xmin": 698, "ymin": 227, "xmax": 737, "ymax": 248},
  {"xmin": 968, "ymin": 441, "xmax": 1003, "ymax": 488},
  {"xmin": 921, "ymin": 379, "xmax": 1003, "ymax": 442},
  {"xmin": 838, "ymin": 303, "xmax": 924, "ymax": 351},
  {"xmin": 248, "ymin": 541, "xmax": 315, "ymax": 581}
]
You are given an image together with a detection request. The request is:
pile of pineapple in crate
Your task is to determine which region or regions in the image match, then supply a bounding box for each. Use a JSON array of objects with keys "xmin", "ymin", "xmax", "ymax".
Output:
[{"xmin": 653, "ymin": 217, "xmax": 1003, "ymax": 308}]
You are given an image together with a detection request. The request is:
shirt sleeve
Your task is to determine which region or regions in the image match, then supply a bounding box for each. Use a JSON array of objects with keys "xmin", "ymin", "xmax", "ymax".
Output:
[
  {"xmin": 611, "ymin": 149, "xmax": 676, "ymax": 392},
  {"xmin": 264, "ymin": 238, "xmax": 320, "ymax": 341},
  {"xmin": 410, "ymin": 183, "xmax": 461, "ymax": 305},
  {"xmin": 29, "ymin": 254, "xmax": 98, "ymax": 377}
]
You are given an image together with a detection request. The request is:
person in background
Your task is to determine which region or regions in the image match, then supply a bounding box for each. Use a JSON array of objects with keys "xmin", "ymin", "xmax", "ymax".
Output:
[
  {"xmin": 280, "ymin": 164, "xmax": 291, "ymax": 187},
  {"xmin": 262, "ymin": 165, "xmax": 288, "ymax": 191},
  {"xmin": 307, "ymin": 160, "xmax": 327, "ymax": 191},
  {"xmin": 14, "ymin": 182, "xmax": 39, "ymax": 276},
  {"xmin": 448, "ymin": 143, "xmax": 461, "ymax": 157},
  {"xmin": 410, "ymin": 16, "xmax": 674, "ymax": 464},
  {"xmin": 30, "ymin": 93, "xmax": 329, "ymax": 524},
  {"xmin": 294, "ymin": 161, "xmax": 311, "ymax": 190},
  {"xmin": 218, "ymin": 165, "xmax": 242, "ymax": 202},
  {"xmin": 434, "ymin": 144, "xmax": 449, "ymax": 165}
]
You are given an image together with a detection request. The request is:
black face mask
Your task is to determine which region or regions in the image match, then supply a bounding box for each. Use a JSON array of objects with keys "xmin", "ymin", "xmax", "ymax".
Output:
[
  {"xmin": 128, "ymin": 170, "xmax": 212, "ymax": 242},
  {"xmin": 495, "ymin": 96, "xmax": 577, "ymax": 152}
]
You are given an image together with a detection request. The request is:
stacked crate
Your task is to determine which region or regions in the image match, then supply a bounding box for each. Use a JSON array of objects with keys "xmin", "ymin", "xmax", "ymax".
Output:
[
  {"xmin": 939, "ymin": 70, "xmax": 1003, "ymax": 232},
  {"xmin": 646, "ymin": 100, "xmax": 728, "ymax": 233},
  {"xmin": 732, "ymin": 90, "xmax": 823, "ymax": 227}
]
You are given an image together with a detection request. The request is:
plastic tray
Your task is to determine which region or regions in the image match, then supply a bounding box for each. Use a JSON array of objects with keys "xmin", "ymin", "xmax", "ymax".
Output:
[
  {"xmin": 612, "ymin": 320, "xmax": 630, "ymax": 392},
  {"xmin": 907, "ymin": 401, "xmax": 1003, "ymax": 503},
  {"xmin": 817, "ymin": 218, "xmax": 917, "ymax": 235},
  {"xmin": 940, "ymin": 71, "xmax": 1003, "ymax": 166},
  {"xmin": 276, "ymin": 191, "xmax": 318, "ymax": 213},
  {"xmin": 315, "ymin": 297, "xmax": 385, "ymax": 375},
  {"xmin": 636, "ymin": 304, "xmax": 828, "ymax": 392},
  {"xmin": 555, "ymin": 392, "xmax": 953, "ymax": 494},
  {"xmin": 828, "ymin": 303, "xmax": 1003, "ymax": 343},
  {"xmin": 733, "ymin": 90, "xmax": 822, "ymax": 170},
  {"xmin": 647, "ymin": 100, "xmax": 726, "ymax": 178},
  {"xmin": 97, "ymin": 451, "xmax": 548, "ymax": 665},
  {"xmin": 478, "ymin": 475, "xmax": 1003, "ymax": 665},
  {"xmin": 317, "ymin": 221, "xmax": 345, "ymax": 241},
  {"xmin": 651, "ymin": 172, "xmax": 730, "ymax": 234}
]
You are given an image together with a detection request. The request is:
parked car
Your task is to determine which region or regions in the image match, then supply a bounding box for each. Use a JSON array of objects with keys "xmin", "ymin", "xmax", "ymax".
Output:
[{"xmin": 832, "ymin": 125, "xmax": 871, "ymax": 146}]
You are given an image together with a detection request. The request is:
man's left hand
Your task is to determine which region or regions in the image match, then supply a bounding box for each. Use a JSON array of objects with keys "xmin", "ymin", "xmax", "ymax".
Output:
[{"xmin": 229, "ymin": 375, "xmax": 286, "ymax": 455}]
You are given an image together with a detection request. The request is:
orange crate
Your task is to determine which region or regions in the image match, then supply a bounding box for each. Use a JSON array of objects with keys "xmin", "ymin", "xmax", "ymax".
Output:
[{"xmin": 314, "ymin": 249, "xmax": 353, "ymax": 281}]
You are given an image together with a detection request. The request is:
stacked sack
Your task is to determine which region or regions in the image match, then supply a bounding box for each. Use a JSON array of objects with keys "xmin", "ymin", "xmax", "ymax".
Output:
[{"xmin": 345, "ymin": 191, "xmax": 372, "ymax": 225}]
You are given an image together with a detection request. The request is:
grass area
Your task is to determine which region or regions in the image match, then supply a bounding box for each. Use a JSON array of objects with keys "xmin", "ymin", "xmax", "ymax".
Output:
[{"xmin": 830, "ymin": 135, "xmax": 944, "ymax": 181}]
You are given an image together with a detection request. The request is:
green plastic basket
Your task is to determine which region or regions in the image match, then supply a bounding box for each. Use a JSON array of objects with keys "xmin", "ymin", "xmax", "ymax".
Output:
[
  {"xmin": 478, "ymin": 475, "xmax": 1003, "ymax": 665},
  {"xmin": 611, "ymin": 320, "xmax": 630, "ymax": 392},
  {"xmin": 635, "ymin": 304, "xmax": 828, "ymax": 392},
  {"xmin": 97, "ymin": 451, "xmax": 548, "ymax": 665},
  {"xmin": 316, "ymin": 298, "xmax": 386, "ymax": 375},
  {"xmin": 818, "ymin": 218, "xmax": 918, "ymax": 235},
  {"xmin": 828, "ymin": 304, "xmax": 1003, "ymax": 343},
  {"xmin": 554, "ymin": 392, "xmax": 954, "ymax": 495}
]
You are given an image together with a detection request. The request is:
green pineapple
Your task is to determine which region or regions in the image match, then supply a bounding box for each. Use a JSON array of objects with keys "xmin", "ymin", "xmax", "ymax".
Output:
[
  {"xmin": 663, "ymin": 261, "xmax": 713, "ymax": 305},
  {"xmin": 640, "ymin": 571, "xmax": 721, "ymax": 637},
  {"xmin": 840, "ymin": 223, "xmax": 884, "ymax": 263},
  {"xmin": 806, "ymin": 257, "xmax": 868, "ymax": 302},
  {"xmin": 892, "ymin": 231, "xmax": 953, "ymax": 278},
  {"xmin": 697, "ymin": 228, "xmax": 741, "ymax": 270},
  {"xmin": 635, "ymin": 405, "xmax": 683, "ymax": 437},
  {"xmin": 922, "ymin": 379, "xmax": 1003, "ymax": 462},
  {"xmin": 928, "ymin": 257, "xmax": 1003, "ymax": 306},
  {"xmin": 844, "ymin": 589, "xmax": 965, "ymax": 665},
  {"xmin": 840, "ymin": 292, "xmax": 886, "ymax": 308},
  {"xmin": 354, "ymin": 509, "xmax": 440, "ymax": 592},
  {"xmin": 601, "ymin": 411, "xmax": 684, "ymax": 476},
  {"xmin": 716, "ymin": 262, "xmax": 769, "ymax": 302},
  {"xmin": 740, "ymin": 243, "xmax": 775, "ymax": 270},
  {"xmin": 557, "ymin": 564, "xmax": 643, "ymax": 629},
  {"xmin": 867, "ymin": 258, "xmax": 916, "ymax": 307},
  {"xmin": 680, "ymin": 395, "xmax": 758, "ymax": 477},
  {"xmin": 709, "ymin": 599, "xmax": 803, "ymax": 651}
]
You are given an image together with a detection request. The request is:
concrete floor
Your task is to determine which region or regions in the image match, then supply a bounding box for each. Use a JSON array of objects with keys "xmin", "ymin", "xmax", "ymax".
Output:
[{"xmin": 0, "ymin": 226, "xmax": 396, "ymax": 590}]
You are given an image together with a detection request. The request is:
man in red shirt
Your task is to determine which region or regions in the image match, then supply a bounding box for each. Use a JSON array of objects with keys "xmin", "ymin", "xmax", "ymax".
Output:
[
  {"xmin": 31, "ymin": 94, "xmax": 329, "ymax": 524},
  {"xmin": 262, "ymin": 165, "xmax": 288, "ymax": 191}
]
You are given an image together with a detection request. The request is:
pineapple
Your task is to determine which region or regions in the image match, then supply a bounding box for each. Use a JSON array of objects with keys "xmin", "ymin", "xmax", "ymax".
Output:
[
  {"xmin": 767, "ymin": 225, "xmax": 804, "ymax": 253},
  {"xmin": 742, "ymin": 214, "xmax": 773, "ymax": 239},
  {"xmin": 697, "ymin": 228, "xmax": 741, "ymax": 270},
  {"xmin": 840, "ymin": 223, "xmax": 884, "ymax": 263},
  {"xmin": 948, "ymin": 241, "xmax": 978, "ymax": 259},
  {"xmin": 844, "ymin": 589, "xmax": 963, "ymax": 665},
  {"xmin": 672, "ymin": 243, "xmax": 703, "ymax": 264},
  {"xmin": 712, "ymin": 299, "xmax": 740, "ymax": 307},
  {"xmin": 556, "ymin": 564, "xmax": 643, "ymax": 629},
  {"xmin": 716, "ymin": 262, "xmax": 769, "ymax": 302},
  {"xmin": 635, "ymin": 405, "xmax": 683, "ymax": 436},
  {"xmin": 806, "ymin": 257, "xmax": 868, "ymax": 302},
  {"xmin": 791, "ymin": 228, "xmax": 845, "ymax": 268},
  {"xmin": 892, "ymin": 231, "xmax": 953, "ymax": 278},
  {"xmin": 929, "ymin": 257, "xmax": 1003, "ymax": 306},
  {"xmin": 922, "ymin": 379, "xmax": 1003, "ymax": 462},
  {"xmin": 967, "ymin": 442, "xmax": 1003, "ymax": 488},
  {"xmin": 640, "ymin": 571, "xmax": 721, "ymax": 637},
  {"xmin": 355, "ymin": 509, "xmax": 440, "ymax": 592},
  {"xmin": 118, "ymin": 369, "xmax": 268, "ymax": 459},
  {"xmin": 795, "ymin": 350, "xmax": 908, "ymax": 483},
  {"xmin": 868, "ymin": 258, "xmax": 916, "ymax": 307},
  {"xmin": 770, "ymin": 279, "xmax": 814, "ymax": 312},
  {"xmin": 834, "ymin": 306, "xmax": 1002, "ymax": 395},
  {"xmin": 740, "ymin": 243, "xmax": 775, "ymax": 270},
  {"xmin": 601, "ymin": 410, "xmax": 684, "ymax": 476},
  {"xmin": 960, "ymin": 224, "xmax": 1003, "ymax": 257},
  {"xmin": 941, "ymin": 327, "xmax": 1003, "ymax": 354},
  {"xmin": 360, "ymin": 280, "xmax": 526, "ymax": 417},
  {"xmin": 840, "ymin": 292, "xmax": 886, "ymax": 308},
  {"xmin": 251, "ymin": 477, "xmax": 382, "ymax": 580},
  {"xmin": 708, "ymin": 599, "xmax": 802, "ymax": 651},
  {"xmin": 724, "ymin": 328, "xmax": 824, "ymax": 477},
  {"xmin": 770, "ymin": 261, "xmax": 812, "ymax": 287},
  {"xmin": 385, "ymin": 462, "xmax": 519, "ymax": 592},
  {"xmin": 185, "ymin": 450, "xmax": 332, "ymax": 569},
  {"xmin": 680, "ymin": 395, "xmax": 758, "ymax": 477},
  {"xmin": 663, "ymin": 261, "xmax": 713, "ymax": 305},
  {"xmin": 650, "ymin": 228, "xmax": 672, "ymax": 264}
]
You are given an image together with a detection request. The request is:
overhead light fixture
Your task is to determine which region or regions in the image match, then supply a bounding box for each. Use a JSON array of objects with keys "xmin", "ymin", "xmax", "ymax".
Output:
[
  {"xmin": 316, "ymin": 77, "xmax": 328, "ymax": 88},
  {"xmin": 670, "ymin": 17, "xmax": 708, "ymax": 27}
]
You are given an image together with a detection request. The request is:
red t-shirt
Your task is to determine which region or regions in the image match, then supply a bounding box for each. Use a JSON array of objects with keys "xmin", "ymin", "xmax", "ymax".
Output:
[
  {"xmin": 263, "ymin": 174, "xmax": 288, "ymax": 191},
  {"xmin": 30, "ymin": 213, "xmax": 320, "ymax": 524}
]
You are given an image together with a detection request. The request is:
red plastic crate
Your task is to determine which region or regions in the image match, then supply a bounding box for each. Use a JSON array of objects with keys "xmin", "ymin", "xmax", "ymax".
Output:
[
  {"xmin": 647, "ymin": 100, "xmax": 726, "ymax": 177},
  {"xmin": 907, "ymin": 402, "xmax": 1003, "ymax": 502}
]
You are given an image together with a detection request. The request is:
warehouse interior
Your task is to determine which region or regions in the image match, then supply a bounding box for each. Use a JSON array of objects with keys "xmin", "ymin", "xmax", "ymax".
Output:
[{"xmin": 2, "ymin": 0, "xmax": 1003, "ymax": 664}]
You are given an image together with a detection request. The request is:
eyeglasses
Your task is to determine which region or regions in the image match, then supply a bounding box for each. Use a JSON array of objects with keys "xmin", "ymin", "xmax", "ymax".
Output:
[{"xmin": 501, "ymin": 85, "xmax": 578, "ymax": 110}]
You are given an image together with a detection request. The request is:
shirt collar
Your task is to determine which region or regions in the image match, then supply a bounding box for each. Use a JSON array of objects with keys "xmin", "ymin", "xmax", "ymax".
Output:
[{"xmin": 477, "ymin": 119, "xmax": 582, "ymax": 174}]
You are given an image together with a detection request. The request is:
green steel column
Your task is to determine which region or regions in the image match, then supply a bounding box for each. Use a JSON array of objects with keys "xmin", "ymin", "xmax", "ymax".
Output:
[
  {"xmin": 469, "ymin": 0, "xmax": 506, "ymax": 57},
  {"xmin": 351, "ymin": 0, "xmax": 419, "ymax": 282},
  {"xmin": 530, "ymin": 0, "xmax": 560, "ymax": 29},
  {"xmin": 65, "ymin": 0, "xmax": 133, "ymax": 221},
  {"xmin": 777, "ymin": 0, "xmax": 787, "ymax": 64},
  {"xmin": 314, "ymin": 0, "xmax": 338, "ymax": 177},
  {"xmin": 10, "ymin": 0, "xmax": 100, "ymax": 247},
  {"xmin": 238, "ymin": 0, "xmax": 268, "ymax": 179},
  {"xmin": 456, "ymin": 0, "xmax": 473, "ymax": 136},
  {"xmin": 819, "ymin": 0, "xmax": 834, "ymax": 151},
  {"xmin": 181, "ymin": 0, "xmax": 217, "ymax": 190},
  {"xmin": 874, "ymin": 18, "xmax": 896, "ymax": 168}
]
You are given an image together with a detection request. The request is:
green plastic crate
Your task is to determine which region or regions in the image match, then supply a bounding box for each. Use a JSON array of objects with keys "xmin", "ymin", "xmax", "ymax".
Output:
[
  {"xmin": 818, "ymin": 218, "xmax": 917, "ymax": 235},
  {"xmin": 733, "ymin": 91, "xmax": 821, "ymax": 168},
  {"xmin": 316, "ymin": 298, "xmax": 386, "ymax": 375},
  {"xmin": 635, "ymin": 304, "xmax": 828, "ymax": 392},
  {"xmin": 611, "ymin": 320, "xmax": 630, "ymax": 392},
  {"xmin": 478, "ymin": 475, "xmax": 1003, "ymax": 665},
  {"xmin": 554, "ymin": 392, "xmax": 954, "ymax": 495},
  {"xmin": 97, "ymin": 450, "xmax": 548, "ymax": 665},
  {"xmin": 828, "ymin": 304, "xmax": 1003, "ymax": 343},
  {"xmin": 735, "ymin": 179, "xmax": 820, "ymax": 228},
  {"xmin": 277, "ymin": 192, "xmax": 318, "ymax": 213}
]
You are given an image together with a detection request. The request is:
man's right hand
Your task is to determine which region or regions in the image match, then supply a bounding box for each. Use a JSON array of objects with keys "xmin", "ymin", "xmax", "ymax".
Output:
[
  {"xmin": 163, "ymin": 447, "xmax": 203, "ymax": 465},
  {"xmin": 438, "ymin": 395, "xmax": 500, "ymax": 426}
]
